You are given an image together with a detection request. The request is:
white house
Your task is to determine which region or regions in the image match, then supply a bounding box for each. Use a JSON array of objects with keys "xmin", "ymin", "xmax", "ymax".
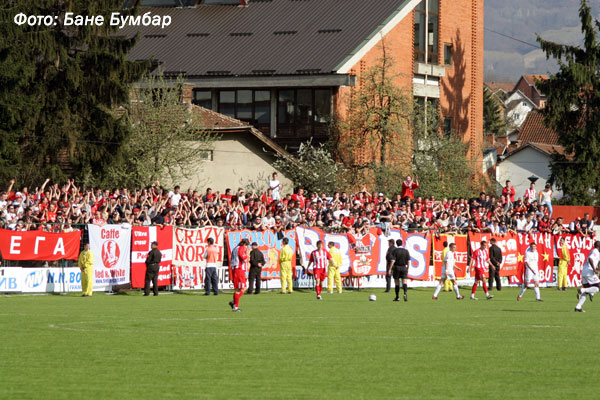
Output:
[
  {"xmin": 496, "ymin": 143, "xmax": 564, "ymax": 201},
  {"xmin": 505, "ymin": 90, "xmax": 537, "ymax": 129}
]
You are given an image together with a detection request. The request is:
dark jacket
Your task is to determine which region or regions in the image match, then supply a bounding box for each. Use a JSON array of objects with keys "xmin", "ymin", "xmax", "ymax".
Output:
[
  {"xmin": 391, "ymin": 247, "xmax": 411, "ymax": 268},
  {"xmin": 250, "ymin": 248, "xmax": 265, "ymax": 269},
  {"xmin": 146, "ymin": 248, "xmax": 162, "ymax": 266},
  {"xmin": 489, "ymin": 244, "xmax": 503, "ymax": 268}
]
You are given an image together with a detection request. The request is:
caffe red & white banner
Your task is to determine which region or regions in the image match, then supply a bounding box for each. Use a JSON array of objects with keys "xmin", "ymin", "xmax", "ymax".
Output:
[
  {"xmin": 88, "ymin": 224, "xmax": 131, "ymax": 290},
  {"xmin": 0, "ymin": 229, "xmax": 81, "ymax": 261}
]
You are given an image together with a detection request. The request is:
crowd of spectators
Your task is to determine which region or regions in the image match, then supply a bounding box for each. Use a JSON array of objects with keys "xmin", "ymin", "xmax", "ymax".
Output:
[{"xmin": 0, "ymin": 174, "xmax": 597, "ymax": 236}]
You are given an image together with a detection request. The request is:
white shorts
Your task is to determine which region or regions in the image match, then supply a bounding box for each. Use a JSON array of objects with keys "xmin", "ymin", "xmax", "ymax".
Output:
[
  {"xmin": 441, "ymin": 268, "xmax": 455, "ymax": 281},
  {"xmin": 582, "ymin": 274, "xmax": 600, "ymax": 286},
  {"xmin": 525, "ymin": 268, "xmax": 539, "ymax": 283},
  {"xmin": 206, "ymin": 263, "xmax": 218, "ymax": 269}
]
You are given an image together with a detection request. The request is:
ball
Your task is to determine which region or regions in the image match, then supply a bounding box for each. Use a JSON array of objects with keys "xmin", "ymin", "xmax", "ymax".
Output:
[{"xmin": 369, "ymin": 294, "xmax": 377, "ymax": 302}]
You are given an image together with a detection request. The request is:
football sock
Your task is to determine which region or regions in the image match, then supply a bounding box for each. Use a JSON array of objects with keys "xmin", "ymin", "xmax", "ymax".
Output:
[
  {"xmin": 233, "ymin": 292, "xmax": 240, "ymax": 307},
  {"xmin": 402, "ymin": 284, "xmax": 407, "ymax": 295},
  {"xmin": 576, "ymin": 294, "xmax": 587, "ymax": 309},
  {"xmin": 471, "ymin": 282, "xmax": 478, "ymax": 294},
  {"xmin": 482, "ymin": 281, "xmax": 489, "ymax": 294},
  {"xmin": 316, "ymin": 284, "xmax": 322, "ymax": 296},
  {"xmin": 534, "ymin": 287, "xmax": 541, "ymax": 300},
  {"xmin": 518, "ymin": 285, "xmax": 527, "ymax": 297},
  {"xmin": 395, "ymin": 285, "xmax": 400, "ymax": 298},
  {"xmin": 453, "ymin": 285, "xmax": 461, "ymax": 297},
  {"xmin": 433, "ymin": 284, "xmax": 442, "ymax": 297}
]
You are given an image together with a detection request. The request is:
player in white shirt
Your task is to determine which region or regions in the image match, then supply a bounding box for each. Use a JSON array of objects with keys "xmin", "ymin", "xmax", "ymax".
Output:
[
  {"xmin": 574, "ymin": 241, "xmax": 600, "ymax": 312},
  {"xmin": 432, "ymin": 243, "xmax": 464, "ymax": 300},
  {"xmin": 517, "ymin": 242, "xmax": 543, "ymax": 301}
]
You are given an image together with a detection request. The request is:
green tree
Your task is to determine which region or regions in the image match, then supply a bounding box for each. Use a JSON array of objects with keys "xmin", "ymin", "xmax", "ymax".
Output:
[
  {"xmin": 104, "ymin": 74, "xmax": 217, "ymax": 188},
  {"xmin": 537, "ymin": 0, "xmax": 600, "ymax": 205},
  {"xmin": 483, "ymin": 88, "xmax": 507, "ymax": 136},
  {"xmin": 273, "ymin": 139, "xmax": 350, "ymax": 194},
  {"xmin": 0, "ymin": 1, "xmax": 148, "ymax": 186}
]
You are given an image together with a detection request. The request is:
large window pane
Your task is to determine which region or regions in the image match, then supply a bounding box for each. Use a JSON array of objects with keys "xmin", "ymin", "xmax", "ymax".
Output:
[
  {"xmin": 428, "ymin": 15, "xmax": 439, "ymax": 64},
  {"xmin": 428, "ymin": 0, "xmax": 439, "ymax": 13},
  {"xmin": 278, "ymin": 90, "xmax": 295, "ymax": 124},
  {"xmin": 414, "ymin": 11, "xmax": 425, "ymax": 62},
  {"xmin": 219, "ymin": 90, "xmax": 235, "ymax": 117},
  {"xmin": 314, "ymin": 89, "xmax": 331, "ymax": 124},
  {"xmin": 236, "ymin": 90, "xmax": 253, "ymax": 121},
  {"xmin": 192, "ymin": 90, "xmax": 212, "ymax": 109},
  {"xmin": 255, "ymin": 90, "xmax": 271, "ymax": 125},
  {"xmin": 296, "ymin": 89, "xmax": 312, "ymax": 137}
]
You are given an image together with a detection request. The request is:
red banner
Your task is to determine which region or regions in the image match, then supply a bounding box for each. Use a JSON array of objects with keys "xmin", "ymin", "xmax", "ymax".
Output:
[
  {"xmin": 509, "ymin": 232, "xmax": 555, "ymax": 284},
  {"xmin": 226, "ymin": 230, "xmax": 297, "ymax": 280},
  {"xmin": 556, "ymin": 234, "xmax": 595, "ymax": 287},
  {"xmin": 0, "ymin": 229, "xmax": 80, "ymax": 261},
  {"xmin": 131, "ymin": 226, "xmax": 173, "ymax": 288},
  {"xmin": 433, "ymin": 235, "xmax": 468, "ymax": 279},
  {"xmin": 468, "ymin": 232, "xmax": 519, "ymax": 278}
]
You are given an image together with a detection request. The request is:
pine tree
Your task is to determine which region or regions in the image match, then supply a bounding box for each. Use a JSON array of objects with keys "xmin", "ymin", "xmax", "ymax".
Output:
[
  {"xmin": 483, "ymin": 88, "xmax": 506, "ymax": 136},
  {"xmin": 0, "ymin": 1, "xmax": 148, "ymax": 186},
  {"xmin": 537, "ymin": 0, "xmax": 600, "ymax": 205}
]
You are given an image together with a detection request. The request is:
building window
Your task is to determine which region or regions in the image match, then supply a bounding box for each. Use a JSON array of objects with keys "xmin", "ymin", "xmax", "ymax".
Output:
[
  {"xmin": 444, "ymin": 44, "xmax": 453, "ymax": 66},
  {"xmin": 277, "ymin": 88, "xmax": 332, "ymax": 138},
  {"xmin": 192, "ymin": 90, "xmax": 212, "ymax": 109},
  {"xmin": 214, "ymin": 89, "xmax": 271, "ymax": 133},
  {"xmin": 218, "ymin": 90, "xmax": 235, "ymax": 117},
  {"xmin": 414, "ymin": 0, "xmax": 439, "ymax": 64},
  {"xmin": 513, "ymin": 113, "xmax": 519, "ymax": 121},
  {"xmin": 198, "ymin": 150, "xmax": 213, "ymax": 161}
]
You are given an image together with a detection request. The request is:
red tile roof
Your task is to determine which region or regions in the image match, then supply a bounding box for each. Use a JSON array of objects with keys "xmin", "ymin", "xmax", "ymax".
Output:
[
  {"xmin": 188, "ymin": 104, "xmax": 250, "ymax": 130},
  {"xmin": 523, "ymin": 74, "xmax": 548, "ymax": 86},
  {"xmin": 517, "ymin": 111, "xmax": 559, "ymax": 145},
  {"xmin": 484, "ymin": 81, "xmax": 514, "ymax": 93}
]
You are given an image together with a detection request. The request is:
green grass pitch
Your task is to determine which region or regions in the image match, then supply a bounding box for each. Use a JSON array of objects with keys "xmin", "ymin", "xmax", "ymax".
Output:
[{"xmin": 0, "ymin": 287, "xmax": 597, "ymax": 399}]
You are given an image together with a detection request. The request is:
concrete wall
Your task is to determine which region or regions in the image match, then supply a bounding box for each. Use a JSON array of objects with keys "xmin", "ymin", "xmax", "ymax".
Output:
[
  {"xmin": 176, "ymin": 132, "xmax": 293, "ymax": 195},
  {"xmin": 496, "ymin": 147, "xmax": 563, "ymax": 200}
]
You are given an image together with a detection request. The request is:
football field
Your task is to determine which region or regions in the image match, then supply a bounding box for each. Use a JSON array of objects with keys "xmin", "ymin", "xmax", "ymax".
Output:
[{"xmin": 0, "ymin": 287, "xmax": 597, "ymax": 399}]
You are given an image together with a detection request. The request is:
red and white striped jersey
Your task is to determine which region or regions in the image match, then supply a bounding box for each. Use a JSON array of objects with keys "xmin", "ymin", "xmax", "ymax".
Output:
[
  {"xmin": 524, "ymin": 189, "xmax": 537, "ymax": 202},
  {"xmin": 473, "ymin": 248, "xmax": 489, "ymax": 271},
  {"xmin": 309, "ymin": 249, "xmax": 331, "ymax": 270}
]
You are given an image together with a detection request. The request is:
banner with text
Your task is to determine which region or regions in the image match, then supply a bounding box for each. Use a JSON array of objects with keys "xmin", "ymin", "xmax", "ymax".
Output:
[
  {"xmin": 295, "ymin": 227, "xmax": 432, "ymax": 280},
  {"xmin": 172, "ymin": 227, "xmax": 225, "ymax": 268},
  {"xmin": 131, "ymin": 226, "xmax": 173, "ymax": 288},
  {"xmin": 433, "ymin": 235, "xmax": 468, "ymax": 279},
  {"xmin": 226, "ymin": 230, "xmax": 297, "ymax": 280},
  {"xmin": 468, "ymin": 232, "xmax": 519, "ymax": 278},
  {"xmin": 509, "ymin": 232, "xmax": 555, "ymax": 284},
  {"xmin": 0, "ymin": 229, "xmax": 80, "ymax": 261},
  {"xmin": 88, "ymin": 224, "xmax": 131, "ymax": 290},
  {"xmin": 556, "ymin": 234, "xmax": 595, "ymax": 287}
]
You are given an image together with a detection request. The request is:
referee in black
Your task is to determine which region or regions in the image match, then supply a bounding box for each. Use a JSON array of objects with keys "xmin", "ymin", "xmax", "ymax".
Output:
[
  {"xmin": 144, "ymin": 241, "xmax": 162, "ymax": 296},
  {"xmin": 388, "ymin": 238, "xmax": 411, "ymax": 302},
  {"xmin": 384, "ymin": 239, "xmax": 396, "ymax": 292}
]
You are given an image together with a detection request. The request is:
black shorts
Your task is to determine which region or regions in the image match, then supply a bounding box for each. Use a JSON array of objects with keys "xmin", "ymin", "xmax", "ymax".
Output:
[{"xmin": 392, "ymin": 265, "xmax": 408, "ymax": 280}]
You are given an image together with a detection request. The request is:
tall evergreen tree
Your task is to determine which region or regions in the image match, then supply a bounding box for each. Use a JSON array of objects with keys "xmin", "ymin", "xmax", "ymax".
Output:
[
  {"xmin": 537, "ymin": 0, "xmax": 600, "ymax": 205},
  {"xmin": 483, "ymin": 88, "xmax": 506, "ymax": 136},
  {"xmin": 0, "ymin": 1, "xmax": 148, "ymax": 186}
]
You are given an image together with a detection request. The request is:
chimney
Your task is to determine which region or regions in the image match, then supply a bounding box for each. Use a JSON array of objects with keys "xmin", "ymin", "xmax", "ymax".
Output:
[{"xmin": 239, "ymin": 0, "xmax": 249, "ymax": 7}]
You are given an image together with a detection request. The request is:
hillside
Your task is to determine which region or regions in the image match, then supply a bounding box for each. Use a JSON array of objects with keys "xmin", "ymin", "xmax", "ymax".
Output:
[{"xmin": 484, "ymin": 0, "xmax": 600, "ymax": 80}]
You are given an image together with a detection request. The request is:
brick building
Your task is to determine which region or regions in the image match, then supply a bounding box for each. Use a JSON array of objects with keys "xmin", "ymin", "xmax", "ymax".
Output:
[{"xmin": 122, "ymin": 0, "xmax": 484, "ymax": 161}]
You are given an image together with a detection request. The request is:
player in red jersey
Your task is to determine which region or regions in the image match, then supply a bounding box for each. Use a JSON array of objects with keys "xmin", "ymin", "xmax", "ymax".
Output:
[
  {"xmin": 469, "ymin": 240, "xmax": 493, "ymax": 300},
  {"xmin": 307, "ymin": 240, "xmax": 331, "ymax": 300},
  {"xmin": 229, "ymin": 239, "xmax": 249, "ymax": 312}
]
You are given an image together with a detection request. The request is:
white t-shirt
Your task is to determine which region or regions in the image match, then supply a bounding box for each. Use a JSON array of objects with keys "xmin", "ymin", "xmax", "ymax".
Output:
[
  {"xmin": 443, "ymin": 250, "xmax": 456, "ymax": 273},
  {"xmin": 525, "ymin": 248, "xmax": 539, "ymax": 271},
  {"xmin": 169, "ymin": 192, "xmax": 182, "ymax": 207},
  {"xmin": 583, "ymin": 248, "xmax": 600, "ymax": 276},
  {"xmin": 269, "ymin": 179, "xmax": 281, "ymax": 199}
]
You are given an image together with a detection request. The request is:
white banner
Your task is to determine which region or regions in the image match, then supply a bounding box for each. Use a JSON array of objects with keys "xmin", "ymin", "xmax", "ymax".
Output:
[
  {"xmin": 0, "ymin": 267, "xmax": 82, "ymax": 293},
  {"xmin": 88, "ymin": 224, "xmax": 131, "ymax": 290}
]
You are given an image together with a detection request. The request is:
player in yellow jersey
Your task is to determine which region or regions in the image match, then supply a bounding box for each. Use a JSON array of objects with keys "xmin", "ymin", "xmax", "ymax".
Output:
[
  {"xmin": 327, "ymin": 242, "xmax": 343, "ymax": 294},
  {"xmin": 557, "ymin": 237, "xmax": 570, "ymax": 291},
  {"xmin": 279, "ymin": 237, "xmax": 294, "ymax": 294},
  {"xmin": 77, "ymin": 243, "xmax": 94, "ymax": 297},
  {"xmin": 442, "ymin": 241, "xmax": 453, "ymax": 292}
]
